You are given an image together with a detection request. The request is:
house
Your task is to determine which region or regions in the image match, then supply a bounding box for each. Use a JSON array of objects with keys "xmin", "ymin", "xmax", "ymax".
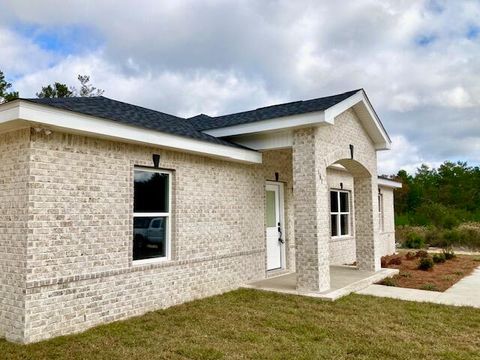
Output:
[{"xmin": 0, "ymin": 89, "xmax": 402, "ymax": 343}]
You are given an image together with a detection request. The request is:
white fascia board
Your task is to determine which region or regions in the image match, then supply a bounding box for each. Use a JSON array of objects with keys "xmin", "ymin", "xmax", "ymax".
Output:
[
  {"xmin": 324, "ymin": 90, "xmax": 391, "ymax": 150},
  {"xmin": 203, "ymin": 110, "xmax": 326, "ymax": 137},
  {"xmin": 0, "ymin": 101, "xmax": 262, "ymax": 164},
  {"xmin": 378, "ymin": 178, "xmax": 402, "ymax": 188}
]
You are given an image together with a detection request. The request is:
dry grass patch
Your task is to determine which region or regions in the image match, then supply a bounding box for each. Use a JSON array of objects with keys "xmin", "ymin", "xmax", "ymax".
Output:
[{"xmin": 1, "ymin": 289, "xmax": 479, "ymax": 359}]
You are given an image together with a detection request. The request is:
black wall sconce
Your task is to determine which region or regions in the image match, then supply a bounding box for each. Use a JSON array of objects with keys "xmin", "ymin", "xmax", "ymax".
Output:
[
  {"xmin": 152, "ymin": 154, "xmax": 160, "ymax": 168},
  {"xmin": 275, "ymin": 172, "xmax": 279, "ymax": 181},
  {"xmin": 340, "ymin": 182, "xmax": 344, "ymax": 189},
  {"xmin": 349, "ymin": 144, "xmax": 354, "ymax": 160}
]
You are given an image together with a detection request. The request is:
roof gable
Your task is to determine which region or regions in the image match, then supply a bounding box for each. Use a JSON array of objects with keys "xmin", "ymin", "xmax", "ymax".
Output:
[{"xmin": 190, "ymin": 89, "xmax": 360, "ymax": 131}]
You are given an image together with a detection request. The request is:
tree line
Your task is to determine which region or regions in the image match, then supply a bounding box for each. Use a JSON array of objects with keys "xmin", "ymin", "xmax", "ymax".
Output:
[
  {"xmin": 0, "ymin": 69, "xmax": 104, "ymax": 103},
  {"xmin": 389, "ymin": 162, "xmax": 480, "ymax": 227}
]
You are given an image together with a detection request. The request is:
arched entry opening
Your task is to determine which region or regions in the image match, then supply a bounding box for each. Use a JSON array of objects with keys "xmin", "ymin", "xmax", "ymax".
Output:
[{"xmin": 332, "ymin": 158, "xmax": 380, "ymax": 272}]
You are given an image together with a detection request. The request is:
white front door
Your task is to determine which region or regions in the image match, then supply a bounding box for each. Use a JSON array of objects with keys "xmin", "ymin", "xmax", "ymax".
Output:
[{"xmin": 266, "ymin": 183, "xmax": 285, "ymax": 271}]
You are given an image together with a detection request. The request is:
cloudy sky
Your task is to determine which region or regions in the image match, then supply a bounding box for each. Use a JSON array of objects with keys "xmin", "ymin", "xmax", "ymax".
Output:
[{"xmin": 0, "ymin": 0, "xmax": 479, "ymax": 174}]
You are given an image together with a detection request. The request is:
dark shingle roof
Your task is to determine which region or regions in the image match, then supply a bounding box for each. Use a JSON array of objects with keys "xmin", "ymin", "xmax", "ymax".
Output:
[
  {"xmin": 190, "ymin": 89, "xmax": 361, "ymax": 131},
  {"xmin": 24, "ymin": 89, "xmax": 362, "ymax": 147},
  {"xmin": 24, "ymin": 96, "xmax": 241, "ymax": 148}
]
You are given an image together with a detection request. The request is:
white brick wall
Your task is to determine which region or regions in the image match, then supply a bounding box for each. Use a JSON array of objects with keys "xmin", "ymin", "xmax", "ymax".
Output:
[
  {"xmin": 379, "ymin": 186, "xmax": 396, "ymax": 256},
  {"xmin": 0, "ymin": 107, "xmax": 396, "ymax": 342},
  {"xmin": 0, "ymin": 129, "xmax": 298, "ymax": 343},
  {"xmin": 0, "ymin": 129, "xmax": 30, "ymax": 342}
]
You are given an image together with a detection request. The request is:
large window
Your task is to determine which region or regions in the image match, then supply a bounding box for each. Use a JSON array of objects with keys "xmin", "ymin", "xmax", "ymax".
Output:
[
  {"xmin": 378, "ymin": 193, "xmax": 384, "ymax": 232},
  {"xmin": 330, "ymin": 190, "xmax": 350, "ymax": 237},
  {"xmin": 133, "ymin": 168, "xmax": 172, "ymax": 262}
]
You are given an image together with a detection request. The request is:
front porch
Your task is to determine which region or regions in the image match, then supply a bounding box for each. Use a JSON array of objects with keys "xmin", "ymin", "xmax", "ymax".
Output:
[{"xmin": 244, "ymin": 266, "xmax": 399, "ymax": 301}]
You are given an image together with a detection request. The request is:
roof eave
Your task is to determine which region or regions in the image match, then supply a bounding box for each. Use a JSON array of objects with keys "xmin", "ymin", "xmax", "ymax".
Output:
[{"xmin": 0, "ymin": 100, "xmax": 262, "ymax": 164}]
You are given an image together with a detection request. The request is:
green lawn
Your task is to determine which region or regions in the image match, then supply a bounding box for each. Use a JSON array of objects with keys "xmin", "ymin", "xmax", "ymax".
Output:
[{"xmin": 2, "ymin": 289, "xmax": 479, "ymax": 360}]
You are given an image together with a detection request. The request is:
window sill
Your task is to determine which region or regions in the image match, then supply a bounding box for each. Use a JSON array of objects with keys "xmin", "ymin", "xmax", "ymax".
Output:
[
  {"xmin": 132, "ymin": 257, "xmax": 171, "ymax": 266},
  {"xmin": 330, "ymin": 235, "xmax": 354, "ymax": 242}
]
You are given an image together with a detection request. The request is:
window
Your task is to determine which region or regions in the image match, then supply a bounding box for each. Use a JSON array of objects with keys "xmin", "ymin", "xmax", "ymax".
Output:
[
  {"xmin": 330, "ymin": 190, "xmax": 350, "ymax": 237},
  {"xmin": 133, "ymin": 168, "xmax": 172, "ymax": 262},
  {"xmin": 378, "ymin": 193, "xmax": 384, "ymax": 232}
]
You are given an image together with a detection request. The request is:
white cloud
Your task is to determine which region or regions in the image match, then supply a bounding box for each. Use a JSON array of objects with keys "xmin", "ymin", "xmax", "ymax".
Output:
[
  {"xmin": 378, "ymin": 135, "xmax": 442, "ymax": 175},
  {"xmin": 0, "ymin": 0, "xmax": 479, "ymax": 173}
]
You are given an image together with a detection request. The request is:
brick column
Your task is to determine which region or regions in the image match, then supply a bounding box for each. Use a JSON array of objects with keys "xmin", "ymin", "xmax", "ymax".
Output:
[
  {"xmin": 354, "ymin": 176, "xmax": 381, "ymax": 271},
  {"xmin": 292, "ymin": 129, "xmax": 330, "ymax": 292}
]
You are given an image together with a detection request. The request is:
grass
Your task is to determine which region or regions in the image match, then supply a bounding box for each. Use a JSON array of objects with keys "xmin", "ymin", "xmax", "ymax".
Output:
[{"xmin": 1, "ymin": 289, "xmax": 480, "ymax": 359}]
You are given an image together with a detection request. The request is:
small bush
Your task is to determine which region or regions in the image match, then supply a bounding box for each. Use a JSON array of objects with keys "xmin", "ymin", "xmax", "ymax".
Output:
[
  {"xmin": 418, "ymin": 257, "xmax": 434, "ymax": 271},
  {"xmin": 404, "ymin": 233, "xmax": 426, "ymax": 249},
  {"xmin": 420, "ymin": 283, "xmax": 438, "ymax": 291},
  {"xmin": 442, "ymin": 248, "xmax": 456, "ymax": 260},
  {"xmin": 400, "ymin": 272, "xmax": 412, "ymax": 278},
  {"xmin": 415, "ymin": 250, "xmax": 429, "ymax": 258},
  {"xmin": 382, "ymin": 277, "xmax": 396, "ymax": 287},
  {"xmin": 432, "ymin": 253, "xmax": 446, "ymax": 264},
  {"xmin": 388, "ymin": 256, "xmax": 402, "ymax": 266},
  {"xmin": 405, "ymin": 252, "xmax": 416, "ymax": 260}
]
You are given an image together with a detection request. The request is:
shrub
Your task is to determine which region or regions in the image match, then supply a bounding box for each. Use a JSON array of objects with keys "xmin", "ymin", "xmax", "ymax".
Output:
[
  {"xmin": 456, "ymin": 223, "xmax": 480, "ymax": 249},
  {"xmin": 415, "ymin": 250, "xmax": 429, "ymax": 258},
  {"xmin": 442, "ymin": 248, "xmax": 456, "ymax": 260},
  {"xmin": 405, "ymin": 252, "xmax": 416, "ymax": 260},
  {"xmin": 425, "ymin": 227, "xmax": 444, "ymax": 247},
  {"xmin": 442, "ymin": 229, "xmax": 461, "ymax": 247},
  {"xmin": 404, "ymin": 233, "xmax": 426, "ymax": 249},
  {"xmin": 432, "ymin": 253, "xmax": 446, "ymax": 264},
  {"xmin": 382, "ymin": 277, "xmax": 396, "ymax": 287},
  {"xmin": 388, "ymin": 256, "xmax": 402, "ymax": 266},
  {"xmin": 418, "ymin": 257, "xmax": 434, "ymax": 271}
]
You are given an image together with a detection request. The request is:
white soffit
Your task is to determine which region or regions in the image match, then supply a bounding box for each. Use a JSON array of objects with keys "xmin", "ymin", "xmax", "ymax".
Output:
[
  {"xmin": 204, "ymin": 90, "xmax": 391, "ymax": 151},
  {"xmin": 0, "ymin": 101, "xmax": 262, "ymax": 164}
]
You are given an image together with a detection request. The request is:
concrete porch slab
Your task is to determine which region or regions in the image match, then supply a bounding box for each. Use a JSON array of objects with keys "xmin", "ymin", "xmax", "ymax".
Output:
[{"xmin": 243, "ymin": 266, "xmax": 399, "ymax": 301}]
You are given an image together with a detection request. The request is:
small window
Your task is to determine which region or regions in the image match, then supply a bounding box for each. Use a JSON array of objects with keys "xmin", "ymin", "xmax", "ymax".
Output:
[
  {"xmin": 330, "ymin": 190, "xmax": 350, "ymax": 237},
  {"xmin": 133, "ymin": 168, "xmax": 172, "ymax": 262},
  {"xmin": 378, "ymin": 193, "xmax": 384, "ymax": 232}
]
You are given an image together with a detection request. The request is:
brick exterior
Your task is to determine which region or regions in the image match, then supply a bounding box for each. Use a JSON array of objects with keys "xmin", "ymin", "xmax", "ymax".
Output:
[
  {"xmin": 379, "ymin": 186, "xmax": 396, "ymax": 256},
  {"xmin": 0, "ymin": 129, "xmax": 30, "ymax": 342},
  {"xmin": 0, "ymin": 107, "xmax": 396, "ymax": 342},
  {"xmin": 293, "ymin": 109, "xmax": 381, "ymax": 292}
]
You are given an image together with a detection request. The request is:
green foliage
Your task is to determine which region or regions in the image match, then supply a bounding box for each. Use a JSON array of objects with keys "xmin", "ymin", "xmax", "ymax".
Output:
[
  {"xmin": 442, "ymin": 248, "xmax": 456, "ymax": 260},
  {"xmin": 393, "ymin": 162, "xmax": 480, "ymax": 228},
  {"xmin": 382, "ymin": 277, "xmax": 396, "ymax": 286},
  {"xmin": 404, "ymin": 233, "xmax": 425, "ymax": 249},
  {"xmin": 36, "ymin": 74, "xmax": 104, "ymax": 98},
  {"xmin": 36, "ymin": 82, "xmax": 74, "ymax": 98},
  {"xmin": 77, "ymin": 75, "xmax": 104, "ymax": 97},
  {"xmin": 420, "ymin": 283, "xmax": 438, "ymax": 291},
  {"xmin": 0, "ymin": 69, "xmax": 19, "ymax": 103},
  {"xmin": 432, "ymin": 253, "xmax": 446, "ymax": 264},
  {"xmin": 418, "ymin": 257, "xmax": 434, "ymax": 271}
]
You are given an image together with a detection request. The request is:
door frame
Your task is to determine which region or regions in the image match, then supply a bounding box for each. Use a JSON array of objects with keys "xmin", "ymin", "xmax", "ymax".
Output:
[{"xmin": 265, "ymin": 181, "xmax": 286, "ymax": 271}]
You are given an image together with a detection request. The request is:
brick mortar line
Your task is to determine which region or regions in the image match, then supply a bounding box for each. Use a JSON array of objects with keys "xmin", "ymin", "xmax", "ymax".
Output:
[{"xmin": 26, "ymin": 248, "xmax": 265, "ymax": 289}]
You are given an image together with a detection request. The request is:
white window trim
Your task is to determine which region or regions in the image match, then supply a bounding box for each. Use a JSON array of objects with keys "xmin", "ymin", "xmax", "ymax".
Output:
[
  {"xmin": 378, "ymin": 192, "xmax": 384, "ymax": 233},
  {"xmin": 133, "ymin": 167, "xmax": 173, "ymax": 265},
  {"xmin": 330, "ymin": 189, "xmax": 351, "ymax": 238}
]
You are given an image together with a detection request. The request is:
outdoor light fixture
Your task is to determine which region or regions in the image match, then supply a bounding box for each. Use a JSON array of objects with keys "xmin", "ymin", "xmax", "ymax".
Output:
[
  {"xmin": 152, "ymin": 154, "xmax": 160, "ymax": 168},
  {"xmin": 340, "ymin": 182, "xmax": 344, "ymax": 189},
  {"xmin": 349, "ymin": 144, "xmax": 354, "ymax": 159},
  {"xmin": 275, "ymin": 172, "xmax": 279, "ymax": 181}
]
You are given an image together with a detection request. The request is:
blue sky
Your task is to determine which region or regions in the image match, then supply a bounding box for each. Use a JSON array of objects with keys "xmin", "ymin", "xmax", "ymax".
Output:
[{"xmin": 0, "ymin": 0, "xmax": 479, "ymax": 174}]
